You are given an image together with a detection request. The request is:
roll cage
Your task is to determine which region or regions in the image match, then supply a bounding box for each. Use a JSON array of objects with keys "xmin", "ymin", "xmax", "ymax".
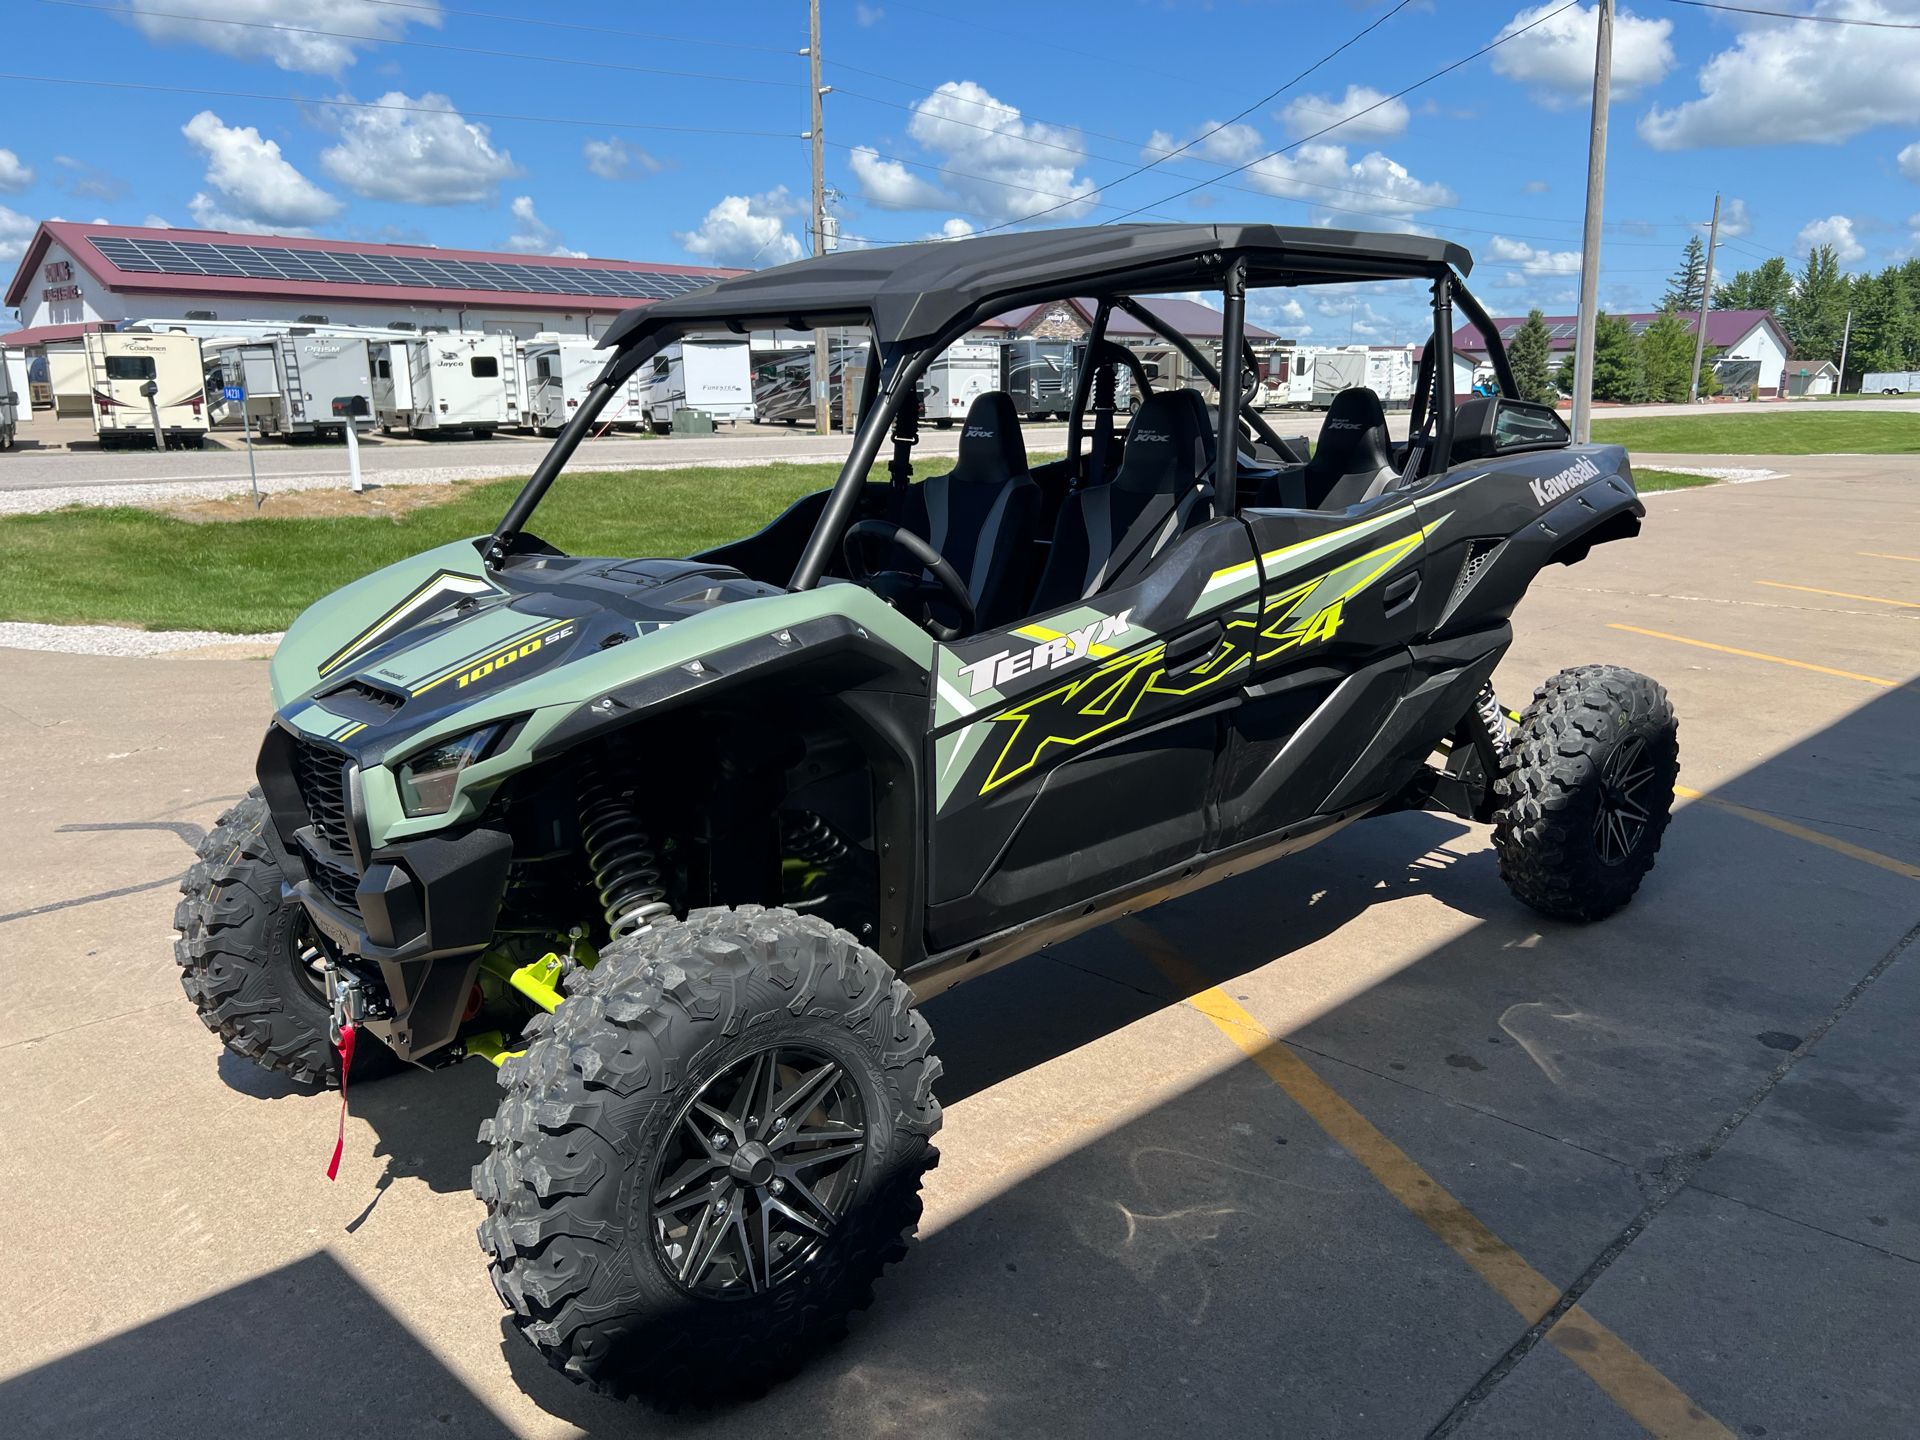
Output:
[{"xmin": 485, "ymin": 222, "xmax": 1520, "ymax": 584}]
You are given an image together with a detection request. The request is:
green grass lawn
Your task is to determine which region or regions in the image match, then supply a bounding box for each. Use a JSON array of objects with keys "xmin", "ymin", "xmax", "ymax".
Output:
[
  {"xmin": 0, "ymin": 462, "xmax": 845, "ymax": 633},
  {"xmin": 1591, "ymin": 410, "xmax": 1918, "ymax": 455},
  {"xmin": 1634, "ymin": 468, "xmax": 1718, "ymax": 492}
]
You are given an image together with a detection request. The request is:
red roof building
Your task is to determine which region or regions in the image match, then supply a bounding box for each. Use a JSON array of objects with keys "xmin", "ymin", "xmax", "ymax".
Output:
[{"xmin": 4, "ymin": 220, "xmax": 741, "ymax": 345}]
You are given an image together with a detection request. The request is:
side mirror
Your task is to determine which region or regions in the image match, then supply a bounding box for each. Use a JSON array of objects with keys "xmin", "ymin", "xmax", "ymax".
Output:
[{"xmin": 1451, "ymin": 396, "xmax": 1570, "ymax": 461}]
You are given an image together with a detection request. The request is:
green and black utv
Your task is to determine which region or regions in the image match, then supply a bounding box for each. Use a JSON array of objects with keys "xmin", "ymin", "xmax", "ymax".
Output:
[{"xmin": 176, "ymin": 225, "xmax": 1678, "ymax": 1403}]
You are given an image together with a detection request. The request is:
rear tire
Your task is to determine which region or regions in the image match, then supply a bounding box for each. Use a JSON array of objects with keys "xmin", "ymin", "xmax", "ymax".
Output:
[
  {"xmin": 475, "ymin": 905, "xmax": 941, "ymax": 1405},
  {"xmin": 174, "ymin": 790, "xmax": 394, "ymax": 1086},
  {"xmin": 1493, "ymin": 665, "xmax": 1679, "ymax": 922}
]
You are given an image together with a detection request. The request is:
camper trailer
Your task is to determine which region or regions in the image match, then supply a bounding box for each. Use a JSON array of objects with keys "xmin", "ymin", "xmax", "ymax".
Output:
[
  {"xmin": 1, "ymin": 349, "xmax": 30, "ymax": 450},
  {"xmin": 201, "ymin": 333, "xmax": 375, "ymax": 441},
  {"xmin": 751, "ymin": 342, "xmax": 868, "ymax": 428},
  {"xmin": 372, "ymin": 333, "xmax": 520, "ymax": 437},
  {"xmin": 999, "ymin": 338, "xmax": 1077, "ymax": 419},
  {"xmin": 641, "ymin": 339, "xmax": 755, "ymax": 432},
  {"xmin": 82, "ymin": 331, "xmax": 209, "ymax": 449},
  {"xmin": 522, "ymin": 338, "xmax": 646, "ymax": 434},
  {"xmin": 1253, "ymin": 345, "xmax": 1415, "ymax": 410},
  {"xmin": 920, "ymin": 341, "xmax": 1000, "ymax": 427}
]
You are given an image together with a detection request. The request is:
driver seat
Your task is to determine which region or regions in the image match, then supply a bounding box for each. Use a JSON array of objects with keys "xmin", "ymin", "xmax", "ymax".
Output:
[
  {"xmin": 1031, "ymin": 389, "xmax": 1214, "ymax": 611},
  {"xmin": 897, "ymin": 391, "xmax": 1040, "ymax": 630},
  {"xmin": 1303, "ymin": 386, "xmax": 1398, "ymax": 510}
]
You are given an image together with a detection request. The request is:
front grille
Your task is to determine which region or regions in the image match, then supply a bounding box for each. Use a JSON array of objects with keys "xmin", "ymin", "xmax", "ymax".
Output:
[
  {"xmin": 303, "ymin": 849, "xmax": 363, "ymax": 917},
  {"xmin": 291, "ymin": 739, "xmax": 350, "ymax": 850}
]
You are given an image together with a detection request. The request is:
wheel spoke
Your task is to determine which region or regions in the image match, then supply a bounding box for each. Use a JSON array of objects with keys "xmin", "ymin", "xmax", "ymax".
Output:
[
  {"xmin": 691, "ymin": 1098, "xmax": 742, "ymax": 1143},
  {"xmin": 764, "ymin": 1191, "xmax": 828, "ymax": 1237},
  {"xmin": 677, "ymin": 1196, "xmax": 720, "ymax": 1284},
  {"xmin": 771, "ymin": 1120, "xmax": 864, "ymax": 1152},
  {"xmin": 753, "ymin": 1200, "xmax": 773, "ymax": 1293},
  {"xmin": 785, "ymin": 1139, "xmax": 865, "ymax": 1170},
  {"xmin": 732, "ymin": 1202, "xmax": 762, "ymax": 1294},
  {"xmin": 652, "ymin": 1157, "xmax": 722, "ymax": 1207},
  {"xmin": 773, "ymin": 1059, "xmax": 842, "ymax": 1123},
  {"xmin": 687, "ymin": 1192, "xmax": 738, "ymax": 1286},
  {"xmin": 755, "ymin": 1047, "xmax": 781, "ymax": 1138}
]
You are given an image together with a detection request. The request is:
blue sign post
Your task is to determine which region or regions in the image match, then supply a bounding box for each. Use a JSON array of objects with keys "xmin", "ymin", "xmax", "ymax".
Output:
[{"xmin": 226, "ymin": 384, "xmax": 261, "ymax": 508}]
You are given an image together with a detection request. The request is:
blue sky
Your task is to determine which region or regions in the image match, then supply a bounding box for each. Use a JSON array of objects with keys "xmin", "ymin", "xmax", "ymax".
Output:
[{"xmin": 3, "ymin": 0, "xmax": 1917, "ymax": 343}]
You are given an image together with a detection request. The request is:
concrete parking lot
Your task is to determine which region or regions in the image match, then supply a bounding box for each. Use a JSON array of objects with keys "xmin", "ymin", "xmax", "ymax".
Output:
[{"xmin": 0, "ymin": 453, "xmax": 1915, "ymax": 1437}]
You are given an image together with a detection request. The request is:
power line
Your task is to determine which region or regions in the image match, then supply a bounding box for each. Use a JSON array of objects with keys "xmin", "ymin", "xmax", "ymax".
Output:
[
  {"xmin": 1106, "ymin": 0, "xmax": 1585, "ymax": 223},
  {"xmin": 969, "ymin": 0, "xmax": 1423, "ymax": 233},
  {"xmin": 1662, "ymin": 0, "xmax": 1920, "ymax": 28},
  {"xmin": 39, "ymin": 0, "xmax": 803, "ymax": 88}
]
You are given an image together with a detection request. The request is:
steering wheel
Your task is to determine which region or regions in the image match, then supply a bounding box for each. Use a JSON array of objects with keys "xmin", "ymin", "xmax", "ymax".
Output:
[{"xmin": 841, "ymin": 519, "xmax": 976, "ymax": 641}]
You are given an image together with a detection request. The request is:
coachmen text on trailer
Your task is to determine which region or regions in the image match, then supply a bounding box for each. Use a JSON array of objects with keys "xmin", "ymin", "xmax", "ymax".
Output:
[
  {"xmin": 83, "ymin": 331, "xmax": 209, "ymax": 449},
  {"xmin": 373, "ymin": 333, "xmax": 521, "ymax": 437}
]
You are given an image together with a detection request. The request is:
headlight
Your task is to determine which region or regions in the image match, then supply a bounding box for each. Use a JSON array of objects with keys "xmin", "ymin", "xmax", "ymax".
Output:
[{"xmin": 397, "ymin": 724, "xmax": 501, "ymax": 817}]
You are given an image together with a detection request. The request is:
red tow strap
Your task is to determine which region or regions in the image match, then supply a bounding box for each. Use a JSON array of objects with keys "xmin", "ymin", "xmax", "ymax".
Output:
[{"xmin": 326, "ymin": 1022, "xmax": 357, "ymax": 1181}]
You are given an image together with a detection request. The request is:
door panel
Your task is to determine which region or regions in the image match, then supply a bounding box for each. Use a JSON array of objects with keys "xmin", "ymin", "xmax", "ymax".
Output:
[
  {"xmin": 1215, "ymin": 497, "xmax": 1441, "ymax": 847},
  {"xmin": 924, "ymin": 516, "xmax": 1256, "ymax": 948}
]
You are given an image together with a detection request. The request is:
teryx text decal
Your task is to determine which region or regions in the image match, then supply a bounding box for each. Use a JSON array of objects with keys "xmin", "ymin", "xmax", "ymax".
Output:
[{"xmin": 958, "ymin": 611, "xmax": 1133, "ymax": 696}]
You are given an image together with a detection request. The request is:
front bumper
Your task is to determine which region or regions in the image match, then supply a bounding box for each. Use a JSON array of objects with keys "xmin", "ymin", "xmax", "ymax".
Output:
[{"xmin": 258, "ymin": 722, "xmax": 512, "ymax": 1061}]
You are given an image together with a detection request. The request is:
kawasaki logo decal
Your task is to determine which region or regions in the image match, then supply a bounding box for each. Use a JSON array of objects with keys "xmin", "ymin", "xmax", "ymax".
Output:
[{"xmin": 1529, "ymin": 455, "xmax": 1600, "ymax": 507}]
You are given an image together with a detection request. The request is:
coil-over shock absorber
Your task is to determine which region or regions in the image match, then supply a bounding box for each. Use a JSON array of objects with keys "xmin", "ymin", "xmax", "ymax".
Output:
[
  {"xmin": 781, "ymin": 810, "xmax": 851, "ymax": 868},
  {"xmin": 577, "ymin": 756, "xmax": 671, "ymax": 938}
]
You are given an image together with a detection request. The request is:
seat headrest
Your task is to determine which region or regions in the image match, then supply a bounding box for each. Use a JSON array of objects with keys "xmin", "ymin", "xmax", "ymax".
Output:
[
  {"xmin": 1311, "ymin": 386, "xmax": 1392, "ymax": 472},
  {"xmin": 949, "ymin": 391, "xmax": 1028, "ymax": 483},
  {"xmin": 1115, "ymin": 390, "xmax": 1210, "ymax": 495}
]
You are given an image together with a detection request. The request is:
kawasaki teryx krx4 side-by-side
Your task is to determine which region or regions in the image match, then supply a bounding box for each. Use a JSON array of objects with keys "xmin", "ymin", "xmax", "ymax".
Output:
[{"xmin": 175, "ymin": 225, "xmax": 1678, "ymax": 1403}]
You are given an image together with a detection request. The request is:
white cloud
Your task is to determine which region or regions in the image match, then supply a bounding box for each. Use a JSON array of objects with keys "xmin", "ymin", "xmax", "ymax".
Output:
[
  {"xmin": 1796, "ymin": 214, "xmax": 1865, "ymax": 263},
  {"xmin": 1900, "ymin": 142, "xmax": 1920, "ymax": 182},
  {"xmin": 1522, "ymin": 179, "xmax": 1551, "ymax": 194},
  {"xmin": 856, "ymin": 2, "xmax": 886, "ymax": 24},
  {"xmin": 849, "ymin": 147, "xmax": 948, "ymax": 210},
  {"xmin": 1640, "ymin": 1, "xmax": 1920, "ymax": 149},
  {"xmin": 583, "ymin": 137, "xmax": 661, "ymax": 181},
  {"xmin": 0, "ymin": 149, "xmax": 33, "ymax": 193},
  {"xmin": 142, "ymin": 214, "xmax": 172, "ymax": 228},
  {"xmin": 121, "ymin": 0, "xmax": 443, "ymax": 76},
  {"xmin": 186, "ymin": 196, "xmax": 312, "ymax": 235},
  {"xmin": 181, "ymin": 111, "xmax": 342, "ymax": 228},
  {"xmin": 1717, "ymin": 197, "xmax": 1752, "ymax": 238},
  {"xmin": 319, "ymin": 93, "xmax": 519, "ymax": 205},
  {"xmin": 1279, "ymin": 86, "xmax": 1410, "ymax": 140},
  {"xmin": 676, "ymin": 188, "xmax": 805, "ymax": 267},
  {"xmin": 504, "ymin": 196, "xmax": 586, "ymax": 257},
  {"xmin": 1493, "ymin": 4, "xmax": 1675, "ymax": 108},
  {"xmin": 848, "ymin": 81, "xmax": 1095, "ymax": 224},
  {"xmin": 0, "ymin": 204, "xmax": 35, "ymax": 262},
  {"xmin": 926, "ymin": 217, "xmax": 976, "ymax": 240},
  {"xmin": 1487, "ymin": 234, "xmax": 1583, "ymax": 274},
  {"xmin": 1150, "ymin": 122, "xmax": 1454, "ymax": 227}
]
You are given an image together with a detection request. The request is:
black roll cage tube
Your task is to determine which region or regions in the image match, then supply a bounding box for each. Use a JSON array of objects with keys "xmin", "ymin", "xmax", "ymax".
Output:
[{"xmin": 484, "ymin": 256, "xmax": 1505, "ymax": 581}]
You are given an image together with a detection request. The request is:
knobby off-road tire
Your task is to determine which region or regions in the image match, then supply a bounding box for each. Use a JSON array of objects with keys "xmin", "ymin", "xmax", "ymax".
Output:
[
  {"xmin": 174, "ymin": 789, "xmax": 391, "ymax": 1086},
  {"xmin": 1493, "ymin": 665, "xmax": 1679, "ymax": 922},
  {"xmin": 474, "ymin": 905, "xmax": 942, "ymax": 1405}
]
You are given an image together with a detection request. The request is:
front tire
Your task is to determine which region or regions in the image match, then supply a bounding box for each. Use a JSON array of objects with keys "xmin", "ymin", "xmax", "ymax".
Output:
[
  {"xmin": 475, "ymin": 906, "xmax": 941, "ymax": 1405},
  {"xmin": 173, "ymin": 791, "xmax": 386, "ymax": 1086},
  {"xmin": 1493, "ymin": 666, "xmax": 1679, "ymax": 922}
]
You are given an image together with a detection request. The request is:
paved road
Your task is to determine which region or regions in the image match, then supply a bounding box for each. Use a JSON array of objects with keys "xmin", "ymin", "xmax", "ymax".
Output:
[{"xmin": 1, "ymin": 458, "xmax": 1917, "ymax": 1437}]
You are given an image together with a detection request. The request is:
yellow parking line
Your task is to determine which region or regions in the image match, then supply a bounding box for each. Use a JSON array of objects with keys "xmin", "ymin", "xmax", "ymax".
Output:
[
  {"xmin": 1675, "ymin": 784, "xmax": 1920, "ymax": 881},
  {"xmin": 1117, "ymin": 919, "xmax": 1735, "ymax": 1440},
  {"xmin": 1857, "ymin": 552, "xmax": 1920, "ymax": 564},
  {"xmin": 1755, "ymin": 580, "xmax": 1920, "ymax": 610},
  {"xmin": 1607, "ymin": 624, "xmax": 1898, "ymax": 688}
]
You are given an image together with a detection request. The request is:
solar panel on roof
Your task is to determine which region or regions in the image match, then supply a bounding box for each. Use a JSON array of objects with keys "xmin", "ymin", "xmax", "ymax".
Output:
[{"xmin": 83, "ymin": 234, "xmax": 716, "ymax": 303}]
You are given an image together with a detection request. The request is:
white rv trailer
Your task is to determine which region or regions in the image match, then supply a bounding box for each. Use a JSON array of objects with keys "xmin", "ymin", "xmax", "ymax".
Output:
[
  {"xmin": 372, "ymin": 333, "xmax": 520, "ymax": 437},
  {"xmin": 1862, "ymin": 370, "xmax": 1920, "ymax": 394},
  {"xmin": 919, "ymin": 341, "xmax": 1000, "ymax": 427},
  {"xmin": 1, "ymin": 349, "xmax": 31, "ymax": 450},
  {"xmin": 200, "ymin": 333, "xmax": 375, "ymax": 440},
  {"xmin": 642, "ymin": 339, "xmax": 755, "ymax": 431},
  {"xmin": 81, "ymin": 331, "xmax": 210, "ymax": 448},
  {"xmin": 521, "ymin": 338, "xmax": 646, "ymax": 434},
  {"xmin": 1253, "ymin": 345, "xmax": 1416, "ymax": 410}
]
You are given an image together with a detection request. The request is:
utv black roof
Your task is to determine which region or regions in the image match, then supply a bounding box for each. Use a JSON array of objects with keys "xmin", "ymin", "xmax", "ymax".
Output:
[{"xmin": 599, "ymin": 223, "xmax": 1474, "ymax": 357}]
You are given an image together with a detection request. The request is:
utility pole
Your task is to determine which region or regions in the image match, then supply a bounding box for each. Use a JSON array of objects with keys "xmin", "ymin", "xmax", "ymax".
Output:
[
  {"xmin": 1836, "ymin": 307, "xmax": 1853, "ymax": 393},
  {"xmin": 1569, "ymin": 0, "xmax": 1612, "ymax": 442},
  {"xmin": 1687, "ymin": 191, "xmax": 1720, "ymax": 404},
  {"xmin": 806, "ymin": 0, "xmax": 832, "ymax": 436}
]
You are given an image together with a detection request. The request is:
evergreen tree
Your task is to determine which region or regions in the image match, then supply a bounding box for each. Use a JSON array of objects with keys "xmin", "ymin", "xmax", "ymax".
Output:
[
  {"xmin": 1639, "ymin": 309, "xmax": 1697, "ymax": 402},
  {"xmin": 1846, "ymin": 268, "xmax": 1914, "ymax": 381},
  {"xmin": 1662, "ymin": 235, "xmax": 1708, "ymax": 313},
  {"xmin": 1590, "ymin": 313, "xmax": 1642, "ymax": 402},
  {"xmin": 1507, "ymin": 309, "xmax": 1558, "ymax": 405},
  {"xmin": 1712, "ymin": 256, "xmax": 1793, "ymax": 316},
  {"xmin": 1784, "ymin": 246, "xmax": 1851, "ymax": 363}
]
